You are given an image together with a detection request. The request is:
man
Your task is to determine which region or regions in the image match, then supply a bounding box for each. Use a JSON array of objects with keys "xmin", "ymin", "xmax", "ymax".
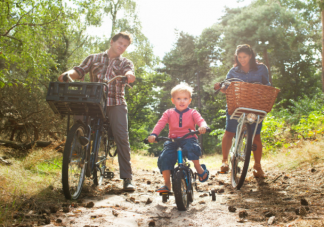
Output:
[{"xmin": 58, "ymin": 32, "xmax": 136, "ymax": 191}]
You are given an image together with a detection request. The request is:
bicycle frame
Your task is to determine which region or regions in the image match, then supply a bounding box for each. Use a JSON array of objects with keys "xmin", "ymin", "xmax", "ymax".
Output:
[
  {"xmin": 173, "ymin": 147, "xmax": 195, "ymax": 192},
  {"xmin": 229, "ymin": 107, "xmax": 267, "ymax": 160}
]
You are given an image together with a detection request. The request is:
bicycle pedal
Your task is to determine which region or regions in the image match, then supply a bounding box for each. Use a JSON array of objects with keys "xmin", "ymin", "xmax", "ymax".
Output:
[
  {"xmin": 104, "ymin": 171, "xmax": 114, "ymax": 179},
  {"xmin": 217, "ymin": 171, "xmax": 228, "ymax": 174},
  {"xmin": 159, "ymin": 192, "xmax": 173, "ymax": 196}
]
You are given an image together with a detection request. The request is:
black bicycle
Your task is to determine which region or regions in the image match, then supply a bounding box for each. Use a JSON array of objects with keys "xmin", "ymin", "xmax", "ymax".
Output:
[
  {"xmin": 144, "ymin": 129, "xmax": 210, "ymax": 211},
  {"xmin": 46, "ymin": 74, "xmax": 128, "ymax": 199}
]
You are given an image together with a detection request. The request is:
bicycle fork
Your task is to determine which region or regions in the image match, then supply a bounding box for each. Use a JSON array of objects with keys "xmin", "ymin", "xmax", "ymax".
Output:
[
  {"xmin": 176, "ymin": 148, "xmax": 191, "ymax": 191},
  {"xmin": 90, "ymin": 118, "xmax": 102, "ymax": 173},
  {"xmin": 230, "ymin": 113, "xmax": 261, "ymax": 160}
]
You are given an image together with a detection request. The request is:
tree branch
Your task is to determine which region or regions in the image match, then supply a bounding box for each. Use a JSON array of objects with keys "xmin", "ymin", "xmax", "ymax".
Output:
[
  {"xmin": 1, "ymin": 5, "xmax": 61, "ymax": 37},
  {"xmin": 68, "ymin": 36, "xmax": 89, "ymax": 57},
  {"xmin": 1, "ymin": 4, "xmax": 38, "ymax": 37},
  {"xmin": 2, "ymin": 35, "xmax": 23, "ymax": 44}
]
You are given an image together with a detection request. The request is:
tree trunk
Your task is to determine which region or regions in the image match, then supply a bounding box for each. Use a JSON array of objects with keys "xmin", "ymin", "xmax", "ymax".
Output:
[
  {"xmin": 263, "ymin": 49, "xmax": 272, "ymax": 85},
  {"xmin": 110, "ymin": 0, "xmax": 120, "ymax": 39},
  {"xmin": 322, "ymin": 8, "xmax": 324, "ymax": 92},
  {"xmin": 196, "ymin": 71, "xmax": 203, "ymax": 154}
]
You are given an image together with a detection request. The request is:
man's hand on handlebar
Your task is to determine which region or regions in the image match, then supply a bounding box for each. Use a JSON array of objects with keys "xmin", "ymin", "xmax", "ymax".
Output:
[
  {"xmin": 125, "ymin": 71, "xmax": 135, "ymax": 83},
  {"xmin": 58, "ymin": 70, "xmax": 79, "ymax": 82}
]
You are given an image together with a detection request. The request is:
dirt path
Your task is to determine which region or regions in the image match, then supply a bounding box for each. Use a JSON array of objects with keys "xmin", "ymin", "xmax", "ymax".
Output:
[
  {"xmin": 21, "ymin": 161, "xmax": 322, "ymax": 227},
  {"xmin": 41, "ymin": 168, "xmax": 256, "ymax": 227},
  {"xmin": 6, "ymin": 158, "xmax": 323, "ymax": 227}
]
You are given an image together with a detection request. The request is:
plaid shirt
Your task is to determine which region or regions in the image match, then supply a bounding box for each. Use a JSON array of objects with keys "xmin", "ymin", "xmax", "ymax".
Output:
[{"xmin": 73, "ymin": 50, "xmax": 135, "ymax": 106}]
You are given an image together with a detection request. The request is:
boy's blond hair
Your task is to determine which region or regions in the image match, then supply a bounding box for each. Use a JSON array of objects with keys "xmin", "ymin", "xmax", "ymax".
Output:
[{"xmin": 170, "ymin": 83, "xmax": 193, "ymax": 98}]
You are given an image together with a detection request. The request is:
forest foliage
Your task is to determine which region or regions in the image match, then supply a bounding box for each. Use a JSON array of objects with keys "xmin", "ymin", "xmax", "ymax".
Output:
[{"xmin": 0, "ymin": 0, "xmax": 323, "ymax": 155}]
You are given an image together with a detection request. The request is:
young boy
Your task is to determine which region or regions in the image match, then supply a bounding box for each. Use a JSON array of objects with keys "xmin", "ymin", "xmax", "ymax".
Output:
[{"xmin": 147, "ymin": 83, "xmax": 209, "ymax": 193}]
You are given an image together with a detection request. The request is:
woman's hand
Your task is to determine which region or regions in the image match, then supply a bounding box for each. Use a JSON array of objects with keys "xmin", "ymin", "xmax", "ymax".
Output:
[
  {"xmin": 147, "ymin": 135, "xmax": 157, "ymax": 143},
  {"xmin": 214, "ymin": 82, "xmax": 226, "ymax": 93},
  {"xmin": 214, "ymin": 82, "xmax": 221, "ymax": 90}
]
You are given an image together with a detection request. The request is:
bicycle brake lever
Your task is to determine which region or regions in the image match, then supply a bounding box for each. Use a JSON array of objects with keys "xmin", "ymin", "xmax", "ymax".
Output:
[{"xmin": 122, "ymin": 77, "xmax": 133, "ymax": 89}]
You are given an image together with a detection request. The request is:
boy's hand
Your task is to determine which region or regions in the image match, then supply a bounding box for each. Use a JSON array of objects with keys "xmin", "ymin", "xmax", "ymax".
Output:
[
  {"xmin": 198, "ymin": 126, "xmax": 207, "ymax": 135},
  {"xmin": 147, "ymin": 135, "xmax": 157, "ymax": 143}
]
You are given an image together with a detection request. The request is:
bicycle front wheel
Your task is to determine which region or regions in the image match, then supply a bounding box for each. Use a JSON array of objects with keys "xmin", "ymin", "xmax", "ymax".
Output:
[
  {"xmin": 173, "ymin": 170, "xmax": 189, "ymax": 211},
  {"xmin": 62, "ymin": 123, "xmax": 87, "ymax": 200},
  {"xmin": 187, "ymin": 169, "xmax": 195, "ymax": 203},
  {"xmin": 93, "ymin": 131, "xmax": 109, "ymax": 186},
  {"xmin": 231, "ymin": 122, "xmax": 252, "ymax": 189}
]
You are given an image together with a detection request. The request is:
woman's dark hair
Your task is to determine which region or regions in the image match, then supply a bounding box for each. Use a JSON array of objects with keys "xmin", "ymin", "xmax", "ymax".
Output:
[{"xmin": 234, "ymin": 44, "xmax": 258, "ymax": 70}]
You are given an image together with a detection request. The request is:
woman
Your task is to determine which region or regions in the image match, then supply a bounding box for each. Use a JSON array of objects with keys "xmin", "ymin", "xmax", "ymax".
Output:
[{"xmin": 214, "ymin": 44, "xmax": 270, "ymax": 178}]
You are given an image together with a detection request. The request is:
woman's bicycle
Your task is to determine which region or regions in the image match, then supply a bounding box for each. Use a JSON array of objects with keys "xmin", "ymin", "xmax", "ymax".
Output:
[
  {"xmin": 215, "ymin": 79, "xmax": 279, "ymax": 189},
  {"xmin": 46, "ymin": 74, "xmax": 129, "ymax": 199},
  {"xmin": 144, "ymin": 129, "xmax": 211, "ymax": 211}
]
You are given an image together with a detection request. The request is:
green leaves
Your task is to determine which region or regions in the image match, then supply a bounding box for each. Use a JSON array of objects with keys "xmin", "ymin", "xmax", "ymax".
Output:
[
  {"xmin": 0, "ymin": 0, "xmax": 66, "ymax": 86},
  {"xmin": 262, "ymin": 91, "xmax": 324, "ymax": 153}
]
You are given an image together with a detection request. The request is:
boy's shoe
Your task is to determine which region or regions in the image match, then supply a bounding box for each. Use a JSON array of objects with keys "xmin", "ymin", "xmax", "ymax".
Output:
[
  {"xmin": 198, "ymin": 164, "xmax": 209, "ymax": 182},
  {"xmin": 156, "ymin": 185, "xmax": 170, "ymax": 193},
  {"xmin": 123, "ymin": 179, "xmax": 135, "ymax": 191},
  {"xmin": 220, "ymin": 160, "xmax": 229, "ymax": 173},
  {"xmin": 253, "ymin": 163, "xmax": 266, "ymax": 178}
]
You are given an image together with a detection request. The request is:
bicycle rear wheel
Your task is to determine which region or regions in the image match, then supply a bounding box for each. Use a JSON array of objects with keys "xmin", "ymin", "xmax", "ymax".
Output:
[
  {"xmin": 231, "ymin": 123, "xmax": 252, "ymax": 189},
  {"xmin": 173, "ymin": 170, "xmax": 189, "ymax": 211},
  {"xmin": 62, "ymin": 123, "xmax": 87, "ymax": 199}
]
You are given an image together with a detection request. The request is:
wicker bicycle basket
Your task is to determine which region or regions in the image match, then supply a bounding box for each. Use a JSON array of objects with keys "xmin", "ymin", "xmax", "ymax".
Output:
[{"xmin": 225, "ymin": 82, "xmax": 280, "ymax": 116}]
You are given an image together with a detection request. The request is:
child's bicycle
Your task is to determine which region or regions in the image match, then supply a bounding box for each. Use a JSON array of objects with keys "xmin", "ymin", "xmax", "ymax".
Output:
[
  {"xmin": 215, "ymin": 79, "xmax": 279, "ymax": 189},
  {"xmin": 46, "ymin": 74, "xmax": 129, "ymax": 199},
  {"xmin": 144, "ymin": 129, "xmax": 211, "ymax": 211}
]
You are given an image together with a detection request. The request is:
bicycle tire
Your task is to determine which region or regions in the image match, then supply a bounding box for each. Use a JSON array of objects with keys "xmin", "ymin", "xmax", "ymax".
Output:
[
  {"xmin": 62, "ymin": 123, "xmax": 87, "ymax": 200},
  {"xmin": 173, "ymin": 170, "xmax": 189, "ymax": 211},
  {"xmin": 187, "ymin": 169, "xmax": 195, "ymax": 203},
  {"xmin": 93, "ymin": 130, "xmax": 109, "ymax": 186},
  {"xmin": 231, "ymin": 122, "xmax": 252, "ymax": 189}
]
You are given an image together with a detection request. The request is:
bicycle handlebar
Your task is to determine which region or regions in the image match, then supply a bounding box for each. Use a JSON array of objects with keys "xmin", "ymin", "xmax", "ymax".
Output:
[
  {"xmin": 214, "ymin": 78, "xmax": 243, "ymax": 95},
  {"xmin": 61, "ymin": 74, "xmax": 132, "ymax": 88},
  {"xmin": 143, "ymin": 128, "xmax": 211, "ymax": 144},
  {"xmin": 214, "ymin": 78, "xmax": 265, "ymax": 95}
]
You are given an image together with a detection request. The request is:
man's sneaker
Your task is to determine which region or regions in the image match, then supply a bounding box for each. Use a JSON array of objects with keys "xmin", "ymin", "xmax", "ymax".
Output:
[{"xmin": 123, "ymin": 178, "xmax": 135, "ymax": 191}]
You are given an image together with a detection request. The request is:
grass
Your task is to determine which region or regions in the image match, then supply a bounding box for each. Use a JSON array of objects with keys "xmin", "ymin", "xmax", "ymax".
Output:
[
  {"xmin": 265, "ymin": 138, "xmax": 324, "ymax": 171},
  {"xmin": 0, "ymin": 147, "xmax": 63, "ymax": 225}
]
